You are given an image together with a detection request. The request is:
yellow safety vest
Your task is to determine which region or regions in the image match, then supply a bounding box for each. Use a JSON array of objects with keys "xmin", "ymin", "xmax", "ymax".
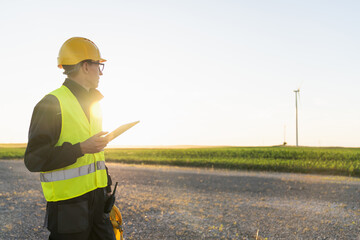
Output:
[{"xmin": 40, "ymin": 85, "xmax": 108, "ymax": 202}]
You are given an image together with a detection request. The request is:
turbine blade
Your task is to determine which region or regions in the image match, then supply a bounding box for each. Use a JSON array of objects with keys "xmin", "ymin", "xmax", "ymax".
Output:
[{"xmin": 298, "ymin": 80, "xmax": 304, "ymax": 90}]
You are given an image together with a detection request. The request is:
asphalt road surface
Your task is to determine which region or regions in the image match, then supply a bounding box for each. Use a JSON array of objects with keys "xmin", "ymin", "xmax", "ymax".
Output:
[{"xmin": 0, "ymin": 160, "xmax": 359, "ymax": 239}]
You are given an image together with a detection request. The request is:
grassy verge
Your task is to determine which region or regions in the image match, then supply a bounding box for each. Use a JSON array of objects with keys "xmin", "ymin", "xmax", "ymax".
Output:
[
  {"xmin": 0, "ymin": 147, "xmax": 26, "ymax": 159},
  {"xmin": 1, "ymin": 146, "xmax": 359, "ymax": 177},
  {"xmin": 105, "ymin": 147, "xmax": 360, "ymax": 177}
]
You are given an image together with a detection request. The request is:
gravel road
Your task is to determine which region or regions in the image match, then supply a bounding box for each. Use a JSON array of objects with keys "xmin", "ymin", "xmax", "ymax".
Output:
[{"xmin": 0, "ymin": 160, "xmax": 359, "ymax": 240}]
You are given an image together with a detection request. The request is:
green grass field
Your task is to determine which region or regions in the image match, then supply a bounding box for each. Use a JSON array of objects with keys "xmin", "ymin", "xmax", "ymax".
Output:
[
  {"xmin": 0, "ymin": 145, "xmax": 26, "ymax": 159},
  {"xmin": 105, "ymin": 146, "xmax": 360, "ymax": 177},
  {"xmin": 1, "ymin": 145, "xmax": 359, "ymax": 177}
]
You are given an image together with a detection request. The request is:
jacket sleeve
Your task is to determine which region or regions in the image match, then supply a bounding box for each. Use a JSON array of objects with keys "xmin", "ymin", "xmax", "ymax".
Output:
[{"xmin": 24, "ymin": 95, "xmax": 83, "ymax": 172}]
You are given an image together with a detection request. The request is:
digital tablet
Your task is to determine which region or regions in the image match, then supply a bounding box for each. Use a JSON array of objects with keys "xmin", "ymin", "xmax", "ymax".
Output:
[{"xmin": 106, "ymin": 121, "xmax": 140, "ymax": 142}]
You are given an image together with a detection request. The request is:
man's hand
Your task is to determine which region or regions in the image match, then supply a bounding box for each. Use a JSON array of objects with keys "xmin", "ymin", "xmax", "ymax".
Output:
[{"xmin": 80, "ymin": 131, "xmax": 109, "ymax": 154}]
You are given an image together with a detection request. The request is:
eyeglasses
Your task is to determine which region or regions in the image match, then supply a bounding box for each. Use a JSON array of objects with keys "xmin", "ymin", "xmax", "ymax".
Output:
[{"xmin": 85, "ymin": 61, "xmax": 105, "ymax": 72}]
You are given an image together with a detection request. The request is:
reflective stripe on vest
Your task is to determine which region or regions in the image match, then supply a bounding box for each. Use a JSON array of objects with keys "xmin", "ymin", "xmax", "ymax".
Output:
[{"xmin": 40, "ymin": 161, "xmax": 106, "ymax": 182}]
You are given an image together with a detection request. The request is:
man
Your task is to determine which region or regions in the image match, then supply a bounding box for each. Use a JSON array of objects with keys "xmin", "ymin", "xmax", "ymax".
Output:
[{"xmin": 24, "ymin": 37, "xmax": 115, "ymax": 240}]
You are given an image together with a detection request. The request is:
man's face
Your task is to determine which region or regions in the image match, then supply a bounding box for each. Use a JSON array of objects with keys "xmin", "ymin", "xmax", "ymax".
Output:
[{"xmin": 84, "ymin": 61, "xmax": 103, "ymax": 89}]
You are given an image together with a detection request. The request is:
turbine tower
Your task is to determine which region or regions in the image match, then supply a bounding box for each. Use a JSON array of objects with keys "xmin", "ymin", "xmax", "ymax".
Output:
[{"xmin": 294, "ymin": 89, "xmax": 300, "ymax": 146}]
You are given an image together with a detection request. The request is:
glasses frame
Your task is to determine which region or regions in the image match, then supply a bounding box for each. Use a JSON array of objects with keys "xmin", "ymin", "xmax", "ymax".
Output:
[{"xmin": 84, "ymin": 60, "xmax": 105, "ymax": 72}]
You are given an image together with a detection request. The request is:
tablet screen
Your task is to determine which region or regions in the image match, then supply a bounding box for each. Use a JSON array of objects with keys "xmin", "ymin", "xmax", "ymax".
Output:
[{"xmin": 106, "ymin": 121, "xmax": 140, "ymax": 142}]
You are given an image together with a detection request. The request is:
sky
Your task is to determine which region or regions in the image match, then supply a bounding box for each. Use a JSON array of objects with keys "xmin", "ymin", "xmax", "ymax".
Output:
[{"xmin": 1, "ymin": 0, "xmax": 360, "ymax": 147}]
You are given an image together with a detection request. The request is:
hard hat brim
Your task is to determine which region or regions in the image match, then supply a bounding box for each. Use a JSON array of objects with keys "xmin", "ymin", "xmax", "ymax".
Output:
[{"xmin": 58, "ymin": 57, "xmax": 107, "ymax": 69}]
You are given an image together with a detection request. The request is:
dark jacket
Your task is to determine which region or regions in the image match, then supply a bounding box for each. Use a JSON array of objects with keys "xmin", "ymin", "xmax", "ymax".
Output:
[{"xmin": 24, "ymin": 79, "xmax": 112, "ymax": 191}]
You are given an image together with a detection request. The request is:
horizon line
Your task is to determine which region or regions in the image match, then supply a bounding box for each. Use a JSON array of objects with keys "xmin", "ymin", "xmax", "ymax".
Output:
[{"xmin": 0, "ymin": 143, "xmax": 359, "ymax": 149}]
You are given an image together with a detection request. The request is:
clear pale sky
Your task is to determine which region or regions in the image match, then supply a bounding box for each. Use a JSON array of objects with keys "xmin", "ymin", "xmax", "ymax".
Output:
[{"xmin": 1, "ymin": 0, "xmax": 359, "ymax": 147}]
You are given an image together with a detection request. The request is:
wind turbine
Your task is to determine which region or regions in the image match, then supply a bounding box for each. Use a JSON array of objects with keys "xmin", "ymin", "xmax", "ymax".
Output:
[{"xmin": 293, "ymin": 88, "xmax": 300, "ymax": 146}]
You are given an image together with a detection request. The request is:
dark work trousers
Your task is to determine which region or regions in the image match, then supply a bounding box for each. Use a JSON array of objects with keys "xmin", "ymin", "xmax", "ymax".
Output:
[{"xmin": 45, "ymin": 188, "xmax": 115, "ymax": 240}]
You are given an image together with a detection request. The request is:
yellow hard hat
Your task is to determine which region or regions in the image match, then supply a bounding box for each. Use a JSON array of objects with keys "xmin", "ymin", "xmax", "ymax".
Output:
[{"xmin": 57, "ymin": 37, "xmax": 106, "ymax": 69}]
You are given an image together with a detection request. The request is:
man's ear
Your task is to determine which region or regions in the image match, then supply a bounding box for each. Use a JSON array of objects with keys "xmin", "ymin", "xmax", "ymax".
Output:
[{"xmin": 82, "ymin": 62, "xmax": 89, "ymax": 74}]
